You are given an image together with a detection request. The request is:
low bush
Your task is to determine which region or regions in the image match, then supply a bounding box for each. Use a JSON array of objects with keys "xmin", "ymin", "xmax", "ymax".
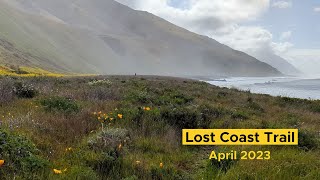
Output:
[
  {"xmin": 40, "ymin": 97, "xmax": 80, "ymax": 113},
  {"xmin": 298, "ymin": 130, "xmax": 319, "ymax": 151},
  {"xmin": 230, "ymin": 110, "xmax": 249, "ymax": 121},
  {"xmin": 88, "ymin": 79, "xmax": 112, "ymax": 86},
  {"xmin": 0, "ymin": 129, "xmax": 49, "ymax": 179},
  {"xmin": 309, "ymin": 101, "xmax": 320, "ymax": 113},
  {"xmin": 13, "ymin": 82, "xmax": 38, "ymax": 98},
  {"xmin": 87, "ymin": 128, "xmax": 129, "ymax": 151},
  {"xmin": 160, "ymin": 107, "xmax": 208, "ymax": 129}
]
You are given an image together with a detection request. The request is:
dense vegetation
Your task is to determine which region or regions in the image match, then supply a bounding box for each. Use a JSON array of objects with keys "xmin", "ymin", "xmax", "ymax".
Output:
[{"xmin": 0, "ymin": 75, "xmax": 319, "ymax": 179}]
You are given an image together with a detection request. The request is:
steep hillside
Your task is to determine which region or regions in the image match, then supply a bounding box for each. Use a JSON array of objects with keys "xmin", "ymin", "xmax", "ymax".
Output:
[
  {"xmin": 0, "ymin": 0, "xmax": 281, "ymax": 76},
  {"xmin": 252, "ymin": 49, "xmax": 301, "ymax": 75}
]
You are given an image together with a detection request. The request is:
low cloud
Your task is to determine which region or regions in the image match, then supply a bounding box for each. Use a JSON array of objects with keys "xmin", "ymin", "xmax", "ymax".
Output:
[
  {"xmin": 280, "ymin": 31, "xmax": 292, "ymax": 40},
  {"xmin": 272, "ymin": 1, "xmax": 292, "ymax": 9},
  {"xmin": 284, "ymin": 49, "xmax": 320, "ymax": 74},
  {"xmin": 314, "ymin": 7, "xmax": 320, "ymax": 12}
]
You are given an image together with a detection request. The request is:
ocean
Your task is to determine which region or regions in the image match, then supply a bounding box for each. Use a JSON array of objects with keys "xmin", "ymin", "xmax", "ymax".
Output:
[{"xmin": 206, "ymin": 77, "xmax": 320, "ymax": 100}]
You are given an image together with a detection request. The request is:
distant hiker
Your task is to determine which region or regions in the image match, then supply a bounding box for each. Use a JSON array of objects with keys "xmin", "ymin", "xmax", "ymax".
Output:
[{"xmin": 135, "ymin": 73, "xmax": 137, "ymax": 76}]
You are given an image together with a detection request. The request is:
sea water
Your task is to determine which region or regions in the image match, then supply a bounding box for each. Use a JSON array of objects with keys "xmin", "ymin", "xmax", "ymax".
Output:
[{"xmin": 206, "ymin": 77, "xmax": 320, "ymax": 100}]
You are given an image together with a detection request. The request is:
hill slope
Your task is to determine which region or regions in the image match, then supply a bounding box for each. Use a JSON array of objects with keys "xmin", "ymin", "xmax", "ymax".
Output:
[{"xmin": 0, "ymin": 0, "xmax": 281, "ymax": 76}]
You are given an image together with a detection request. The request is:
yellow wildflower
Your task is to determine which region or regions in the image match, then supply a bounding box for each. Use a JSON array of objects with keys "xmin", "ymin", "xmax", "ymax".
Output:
[
  {"xmin": 118, "ymin": 114, "xmax": 123, "ymax": 119},
  {"xmin": 136, "ymin": 161, "xmax": 141, "ymax": 165},
  {"xmin": 110, "ymin": 118, "xmax": 114, "ymax": 121},
  {"xmin": 118, "ymin": 143, "xmax": 122, "ymax": 150},
  {"xmin": 53, "ymin": 169, "xmax": 62, "ymax": 174},
  {"xmin": 160, "ymin": 162, "xmax": 164, "ymax": 169},
  {"xmin": 0, "ymin": 160, "xmax": 4, "ymax": 167},
  {"xmin": 66, "ymin": 147, "xmax": 72, "ymax": 151}
]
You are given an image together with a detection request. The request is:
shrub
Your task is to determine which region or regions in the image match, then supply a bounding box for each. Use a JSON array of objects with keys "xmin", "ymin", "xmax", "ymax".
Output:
[
  {"xmin": 87, "ymin": 87, "xmax": 118, "ymax": 101},
  {"xmin": 309, "ymin": 101, "xmax": 320, "ymax": 113},
  {"xmin": 80, "ymin": 128, "xmax": 130, "ymax": 177},
  {"xmin": 87, "ymin": 128, "xmax": 129, "ymax": 151},
  {"xmin": 230, "ymin": 110, "xmax": 249, "ymax": 121},
  {"xmin": 88, "ymin": 79, "xmax": 112, "ymax": 86},
  {"xmin": 40, "ymin": 97, "xmax": 80, "ymax": 113},
  {"xmin": 13, "ymin": 82, "xmax": 38, "ymax": 98},
  {"xmin": 298, "ymin": 130, "xmax": 319, "ymax": 151},
  {"xmin": 0, "ymin": 129, "xmax": 49, "ymax": 179},
  {"xmin": 160, "ymin": 107, "xmax": 206, "ymax": 129},
  {"xmin": 153, "ymin": 91, "xmax": 194, "ymax": 106},
  {"xmin": 126, "ymin": 90, "xmax": 152, "ymax": 104}
]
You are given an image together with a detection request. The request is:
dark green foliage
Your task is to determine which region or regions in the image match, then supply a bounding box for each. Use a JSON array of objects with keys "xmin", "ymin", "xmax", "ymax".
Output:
[
  {"xmin": 231, "ymin": 110, "xmax": 249, "ymax": 120},
  {"xmin": 309, "ymin": 101, "xmax": 320, "ymax": 113},
  {"xmin": 40, "ymin": 96, "xmax": 80, "ymax": 113},
  {"xmin": 160, "ymin": 107, "xmax": 209, "ymax": 129},
  {"xmin": 298, "ymin": 130, "xmax": 319, "ymax": 151},
  {"xmin": 202, "ymin": 156, "xmax": 237, "ymax": 179},
  {"xmin": 0, "ymin": 129, "xmax": 49, "ymax": 179}
]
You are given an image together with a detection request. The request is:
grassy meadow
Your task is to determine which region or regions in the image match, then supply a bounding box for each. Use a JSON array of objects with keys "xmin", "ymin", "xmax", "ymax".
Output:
[{"xmin": 0, "ymin": 74, "xmax": 319, "ymax": 179}]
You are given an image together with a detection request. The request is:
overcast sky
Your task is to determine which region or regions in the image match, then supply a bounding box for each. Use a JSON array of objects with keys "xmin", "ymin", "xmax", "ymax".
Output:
[{"xmin": 115, "ymin": 0, "xmax": 320, "ymax": 74}]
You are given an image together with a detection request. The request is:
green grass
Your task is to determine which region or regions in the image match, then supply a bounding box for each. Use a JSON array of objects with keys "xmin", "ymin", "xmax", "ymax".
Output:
[{"xmin": 0, "ymin": 75, "xmax": 319, "ymax": 179}]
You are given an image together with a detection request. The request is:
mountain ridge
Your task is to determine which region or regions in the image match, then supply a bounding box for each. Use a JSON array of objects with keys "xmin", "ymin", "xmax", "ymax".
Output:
[{"xmin": 0, "ymin": 0, "xmax": 282, "ymax": 76}]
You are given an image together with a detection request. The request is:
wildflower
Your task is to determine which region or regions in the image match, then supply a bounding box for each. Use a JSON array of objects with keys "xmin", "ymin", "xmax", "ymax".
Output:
[
  {"xmin": 98, "ymin": 111, "xmax": 102, "ymax": 114},
  {"xmin": 115, "ymin": 108, "xmax": 118, "ymax": 111},
  {"xmin": 53, "ymin": 169, "xmax": 62, "ymax": 174},
  {"xmin": 66, "ymin": 147, "xmax": 72, "ymax": 151},
  {"xmin": 93, "ymin": 112, "xmax": 97, "ymax": 115},
  {"xmin": 143, "ymin": 107, "xmax": 151, "ymax": 111},
  {"xmin": 0, "ymin": 160, "xmax": 4, "ymax": 167},
  {"xmin": 118, "ymin": 143, "xmax": 122, "ymax": 150},
  {"xmin": 118, "ymin": 114, "xmax": 123, "ymax": 119},
  {"xmin": 110, "ymin": 118, "xmax": 114, "ymax": 121},
  {"xmin": 63, "ymin": 168, "xmax": 67, "ymax": 172},
  {"xmin": 136, "ymin": 161, "xmax": 141, "ymax": 165},
  {"xmin": 159, "ymin": 162, "xmax": 164, "ymax": 169}
]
